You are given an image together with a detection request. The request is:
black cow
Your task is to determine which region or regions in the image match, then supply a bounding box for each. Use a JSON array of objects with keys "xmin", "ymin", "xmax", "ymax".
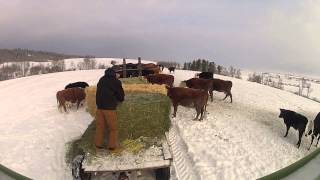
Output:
[
  {"xmin": 197, "ymin": 72, "xmax": 214, "ymax": 79},
  {"xmin": 168, "ymin": 67, "xmax": 175, "ymax": 73},
  {"xmin": 211, "ymin": 78, "xmax": 233, "ymax": 103},
  {"xmin": 306, "ymin": 112, "xmax": 320, "ymax": 150},
  {"xmin": 65, "ymin": 82, "xmax": 89, "ymax": 89},
  {"xmin": 278, "ymin": 109, "xmax": 308, "ymax": 148}
]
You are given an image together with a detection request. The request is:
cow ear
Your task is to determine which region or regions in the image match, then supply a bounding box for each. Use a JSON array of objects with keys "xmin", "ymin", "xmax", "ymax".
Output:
[{"xmin": 280, "ymin": 108, "xmax": 284, "ymax": 112}]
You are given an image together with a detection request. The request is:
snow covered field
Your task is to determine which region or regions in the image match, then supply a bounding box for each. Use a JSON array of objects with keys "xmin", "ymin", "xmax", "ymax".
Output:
[
  {"xmin": 0, "ymin": 60, "xmax": 320, "ymax": 179},
  {"xmin": 173, "ymin": 70, "xmax": 320, "ymax": 179},
  {"xmin": 242, "ymin": 70, "xmax": 320, "ymax": 103}
]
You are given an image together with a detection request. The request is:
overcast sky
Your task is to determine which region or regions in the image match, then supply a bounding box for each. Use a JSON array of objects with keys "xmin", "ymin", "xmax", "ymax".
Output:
[{"xmin": 1, "ymin": 0, "xmax": 320, "ymax": 75}]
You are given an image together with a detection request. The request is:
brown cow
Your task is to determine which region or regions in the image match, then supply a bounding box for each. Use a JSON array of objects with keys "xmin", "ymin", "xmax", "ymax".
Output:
[
  {"xmin": 211, "ymin": 78, "xmax": 233, "ymax": 103},
  {"xmin": 166, "ymin": 86, "xmax": 208, "ymax": 121},
  {"xmin": 145, "ymin": 74, "xmax": 174, "ymax": 87},
  {"xmin": 147, "ymin": 67, "xmax": 161, "ymax": 74},
  {"xmin": 142, "ymin": 63, "xmax": 158, "ymax": 69},
  {"xmin": 56, "ymin": 87, "xmax": 86, "ymax": 112},
  {"xmin": 184, "ymin": 78, "xmax": 214, "ymax": 102}
]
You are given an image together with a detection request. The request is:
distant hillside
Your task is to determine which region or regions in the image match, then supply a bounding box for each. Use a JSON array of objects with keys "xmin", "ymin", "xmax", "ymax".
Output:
[{"xmin": 0, "ymin": 48, "xmax": 83, "ymax": 63}]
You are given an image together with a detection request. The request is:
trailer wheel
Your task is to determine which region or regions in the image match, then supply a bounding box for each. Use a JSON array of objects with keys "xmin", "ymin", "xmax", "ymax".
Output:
[{"xmin": 155, "ymin": 167, "xmax": 170, "ymax": 180}]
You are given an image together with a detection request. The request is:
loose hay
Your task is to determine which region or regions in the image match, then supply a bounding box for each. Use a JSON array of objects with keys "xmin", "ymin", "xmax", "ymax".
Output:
[
  {"xmin": 66, "ymin": 78, "xmax": 171, "ymax": 162},
  {"xmin": 120, "ymin": 77, "xmax": 147, "ymax": 84}
]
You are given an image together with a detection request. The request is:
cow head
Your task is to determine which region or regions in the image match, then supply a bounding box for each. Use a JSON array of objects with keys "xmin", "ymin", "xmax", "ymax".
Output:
[
  {"xmin": 165, "ymin": 85, "xmax": 172, "ymax": 97},
  {"xmin": 279, "ymin": 108, "xmax": 285, "ymax": 118}
]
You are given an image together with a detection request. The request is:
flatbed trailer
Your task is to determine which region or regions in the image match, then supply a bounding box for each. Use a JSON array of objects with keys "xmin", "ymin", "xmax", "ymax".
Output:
[{"xmin": 72, "ymin": 133, "xmax": 173, "ymax": 180}]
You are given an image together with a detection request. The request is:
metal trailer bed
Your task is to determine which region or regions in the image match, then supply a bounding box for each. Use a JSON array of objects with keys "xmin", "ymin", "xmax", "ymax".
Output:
[{"xmin": 72, "ymin": 133, "xmax": 173, "ymax": 180}]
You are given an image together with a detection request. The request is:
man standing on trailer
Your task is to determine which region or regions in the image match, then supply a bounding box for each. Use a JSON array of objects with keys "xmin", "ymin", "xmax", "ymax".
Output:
[{"xmin": 95, "ymin": 68, "xmax": 125, "ymax": 152}]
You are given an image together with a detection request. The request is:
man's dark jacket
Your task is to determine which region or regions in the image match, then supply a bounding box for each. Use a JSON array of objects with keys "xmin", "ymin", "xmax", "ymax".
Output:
[{"xmin": 96, "ymin": 75, "xmax": 125, "ymax": 110}]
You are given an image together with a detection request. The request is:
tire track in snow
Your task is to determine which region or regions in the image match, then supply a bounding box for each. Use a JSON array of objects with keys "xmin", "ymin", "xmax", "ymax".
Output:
[{"xmin": 168, "ymin": 122, "xmax": 201, "ymax": 180}]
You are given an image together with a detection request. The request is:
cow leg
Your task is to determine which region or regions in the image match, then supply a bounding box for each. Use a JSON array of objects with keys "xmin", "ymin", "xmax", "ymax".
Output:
[
  {"xmin": 63, "ymin": 103, "xmax": 67, "ymax": 112},
  {"xmin": 194, "ymin": 106, "xmax": 201, "ymax": 121},
  {"xmin": 316, "ymin": 135, "xmax": 320, "ymax": 147},
  {"xmin": 297, "ymin": 130, "xmax": 304, "ymax": 148},
  {"xmin": 76, "ymin": 101, "xmax": 80, "ymax": 110},
  {"xmin": 229, "ymin": 92, "xmax": 233, "ymax": 103},
  {"xmin": 173, "ymin": 103, "xmax": 178, "ymax": 117},
  {"xmin": 308, "ymin": 135, "xmax": 315, "ymax": 150},
  {"xmin": 284, "ymin": 125, "xmax": 290, "ymax": 137},
  {"xmin": 209, "ymin": 90, "xmax": 213, "ymax": 102},
  {"xmin": 223, "ymin": 93, "xmax": 228, "ymax": 101},
  {"xmin": 199, "ymin": 106, "xmax": 205, "ymax": 121}
]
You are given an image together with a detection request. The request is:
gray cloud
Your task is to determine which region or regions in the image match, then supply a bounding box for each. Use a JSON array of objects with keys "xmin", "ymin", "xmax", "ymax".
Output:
[{"xmin": 0, "ymin": 0, "xmax": 320, "ymax": 76}]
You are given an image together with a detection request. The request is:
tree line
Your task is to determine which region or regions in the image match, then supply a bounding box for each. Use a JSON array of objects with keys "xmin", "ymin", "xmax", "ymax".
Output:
[
  {"xmin": 0, "ymin": 56, "xmax": 99, "ymax": 81},
  {"xmin": 182, "ymin": 59, "xmax": 242, "ymax": 79},
  {"xmin": 0, "ymin": 48, "xmax": 81, "ymax": 63}
]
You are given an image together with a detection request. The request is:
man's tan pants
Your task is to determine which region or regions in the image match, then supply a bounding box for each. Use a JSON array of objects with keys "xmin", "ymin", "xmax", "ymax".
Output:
[{"xmin": 94, "ymin": 109, "xmax": 118, "ymax": 149}]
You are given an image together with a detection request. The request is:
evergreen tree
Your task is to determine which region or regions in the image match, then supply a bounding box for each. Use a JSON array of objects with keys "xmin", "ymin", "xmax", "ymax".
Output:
[
  {"xmin": 190, "ymin": 60, "xmax": 196, "ymax": 70},
  {"xmin": 204, "ymin": 60, "xmax": 209, "ymax": 72},
  {"xmin": 208, "ymin": 62, "xmax": 215, "ymax": 73},
  {"xmin": 196, "ymin": 59, "xmax": 201, "ymax": 71},
  {"xmin": 183, "ymin": 62, "xmax": 187, "ymax": 70}
]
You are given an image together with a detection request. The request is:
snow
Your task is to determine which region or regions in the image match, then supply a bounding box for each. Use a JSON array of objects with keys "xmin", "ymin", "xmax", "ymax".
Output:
[
  {"xmin": 83, "ymin": 144, "xmax": 169, "ymax": 172},
  {"xmin": 243, "ymin": 70, "xmax": 320, "ymax": 102},
  {"xmin": 172, "ymin": 70, "xmax": 320, "ymax": 179},
  {"xmin": 0, "ymin": 59, "xmax": 320, "ymax": 179}
]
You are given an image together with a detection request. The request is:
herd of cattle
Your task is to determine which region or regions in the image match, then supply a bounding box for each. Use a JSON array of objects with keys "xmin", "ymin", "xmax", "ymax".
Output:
[
  {"xmin": 54, "ymin": 63, "xmax": 320, "ymax": 150},
  {"xmin": 112, "ymin": 63, "xmax": 176, "ymax": 78}
]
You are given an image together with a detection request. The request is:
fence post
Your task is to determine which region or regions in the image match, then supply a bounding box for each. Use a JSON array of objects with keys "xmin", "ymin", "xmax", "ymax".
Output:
[
  {"xmin": 138, "ymin": 57, "xmax": 142, "ymax": 77},
  {"xmin": 123, "ymin": 58, "xmax": 127, "ymax": 78}
]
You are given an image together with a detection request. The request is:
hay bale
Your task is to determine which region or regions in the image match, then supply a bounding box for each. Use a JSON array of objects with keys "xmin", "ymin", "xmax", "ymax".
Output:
[
  {"xmin": 123, "ymin": 84, "xmax": 167, "ymax": 94},
  {"xmin": 116, "ymin": 92, "xmax": 171, "ymax": 141},
  {"xmin": 85, "ymin": 84, "xmax": 167, "ymax": 118},
  {"xmin": 120, "ymin": 77, "xmax": 147, "ymax": 84},
  {"xmin": 85, "ymin": 91, "xmax": 171, "ymax": 139}
]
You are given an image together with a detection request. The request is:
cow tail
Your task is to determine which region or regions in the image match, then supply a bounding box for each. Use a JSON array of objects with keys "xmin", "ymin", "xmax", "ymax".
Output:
[{"xmin": 56, "ymin": 93, "xmax": 59, "ymax": 105}]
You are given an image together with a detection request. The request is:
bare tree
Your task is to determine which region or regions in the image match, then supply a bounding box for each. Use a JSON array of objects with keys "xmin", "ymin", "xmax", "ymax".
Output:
[
  {"xmin": 82, "ymin": 57, "xmax": 96, "ymax": 70},
  {"xmin": 229, "ymin": 66, "xmax": 236, "ymax": 77},
  {"xmin": 248, "ymin": 72, "xmax": 262, "ymax": 83},
  {"xmin": 235, "ymin": 69, "xmax": 242, "ymax": 79}
]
